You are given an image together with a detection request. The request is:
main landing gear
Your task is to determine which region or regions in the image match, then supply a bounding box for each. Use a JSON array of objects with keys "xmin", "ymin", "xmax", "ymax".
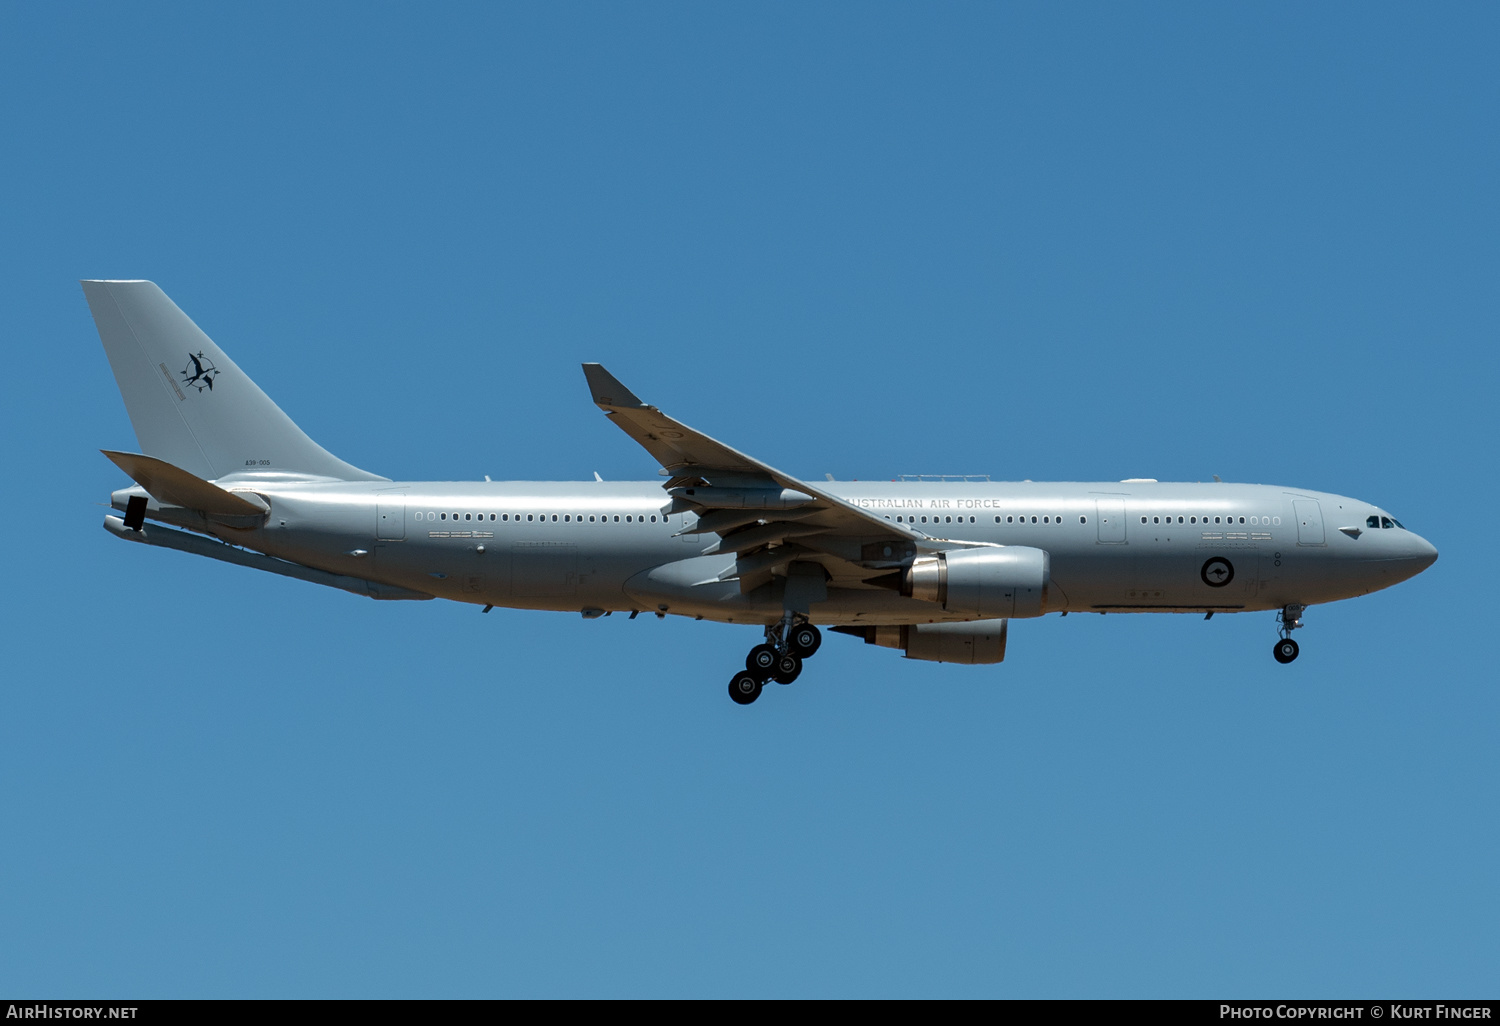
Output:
[
  {"xmin": 1273, "ymin": 604, "xmax": 1306, "ymax": 664},
  {"xmin": 727, "ymin": 616, "xmax": 822, "ymax": 705}
]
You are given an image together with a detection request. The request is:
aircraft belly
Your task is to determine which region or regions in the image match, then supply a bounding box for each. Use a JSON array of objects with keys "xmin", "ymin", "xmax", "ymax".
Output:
[
  {"xmin": 622, "ymin": 555, "xmax": 973, "ymax": 626},
  {"xmin": 1257, "ymin": 546, "xmax": 1362, "ymax": 607},
  {"xmin": 1063, "ymin": 541, "xmax": 1270, "ymax": 612},
  {"xmin": 1049, "ymin": 548, "xmax": 1131, "ymax": 610},
  {"xmin": 511, "ymin": 541, "xmax": 577, "ymax": 598},
  {"xmin": 248, "ymin": 513, "xmax": 382, "ymax": 584},
  {"xmin": 465, "ymin": 538, "xmax": 684, "ymax": 612}
]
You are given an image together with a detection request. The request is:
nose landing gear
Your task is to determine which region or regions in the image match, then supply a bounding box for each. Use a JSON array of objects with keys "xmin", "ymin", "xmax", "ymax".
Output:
[
  {"xmin": 727, "ymin": 617, "xmax": 821, "ymax": 704},
  {"xmin": 1273, "ymin": 604, "xmax": 1305, "ymax": 664}
]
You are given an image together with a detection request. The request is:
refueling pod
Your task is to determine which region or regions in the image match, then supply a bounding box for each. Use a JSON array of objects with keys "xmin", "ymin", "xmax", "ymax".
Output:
[
  {"xmin": 901, "ymin": 546, "xmax": 1050, "ymax": 618},
  {"xmin": 834, "ymin": 620, "xmax": 1009, "ymax": 664}
]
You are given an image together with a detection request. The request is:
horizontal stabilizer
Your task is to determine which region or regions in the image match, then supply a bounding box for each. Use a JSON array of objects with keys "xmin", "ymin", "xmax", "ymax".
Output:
[{"xmin": 101, "ymin": 450, "xmax": 269, "ymax": 517}]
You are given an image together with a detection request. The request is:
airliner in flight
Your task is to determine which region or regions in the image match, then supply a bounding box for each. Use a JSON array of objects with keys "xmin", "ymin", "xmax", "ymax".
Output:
[{"xmin": 86, "ymin": 281, "xmax": 1438, "ymax": 705}]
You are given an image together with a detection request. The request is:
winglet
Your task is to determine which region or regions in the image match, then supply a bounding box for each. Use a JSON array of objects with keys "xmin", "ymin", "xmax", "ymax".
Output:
[{"xmin": 582, "ymin": 364, "xmax": 648, "ymax": 410}]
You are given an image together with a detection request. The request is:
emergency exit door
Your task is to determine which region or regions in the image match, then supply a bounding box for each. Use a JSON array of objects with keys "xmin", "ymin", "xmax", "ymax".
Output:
[
  {"xmin": 1293, "ymin": 499, "xmax": 1324, "ymax": 546},
  {"xmin": 377, "ymin": 493, "xmax": 406, "ymax": 541},
  {"xmin": 1095, "ymin": 498, "xmax": 1127, "ymax": 543}
]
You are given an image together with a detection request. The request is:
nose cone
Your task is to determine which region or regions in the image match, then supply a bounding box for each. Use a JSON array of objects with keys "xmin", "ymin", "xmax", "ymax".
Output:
[
  {"xmin": 1376, "ymin": 532, "xmax": 1438, "ymax": 586},
  {"xmin": 1409, "ymin": 533, "xmax": 1439, "ymax": 572}
]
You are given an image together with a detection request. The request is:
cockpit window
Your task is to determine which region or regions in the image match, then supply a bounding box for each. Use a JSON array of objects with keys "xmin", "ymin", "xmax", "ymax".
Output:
[
  {"xmin": 1381, "ymin": 516, "xmax": 1396, "ymax": 529},
  {"xmin": 1367, "ymin": 515, "xmax": 1380, "ymax": 529}
]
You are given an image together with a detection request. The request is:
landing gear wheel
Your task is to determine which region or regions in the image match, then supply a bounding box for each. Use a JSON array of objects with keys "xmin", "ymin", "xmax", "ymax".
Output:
[
  {"xmin": 747, "ymin": 644, "xmax": 779, "ymax": 678},
  {"xmin": 772, "ymin": 652, "xmax": 802, "ymax": 685},
  {"xmin": 1273, "ymin": 638, "xmax": 1300, "ymax": 664},
  {"xmin": 729, "ymin": 672, "xmax": 763, "ymax": 704},
  {"xmin": 788, "ymin": 623, "xmax": 822, "ymax": 658}
]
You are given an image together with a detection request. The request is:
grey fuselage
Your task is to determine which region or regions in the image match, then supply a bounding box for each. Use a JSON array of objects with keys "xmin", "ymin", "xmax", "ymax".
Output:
[{"xmin": 117, "ymin": 478, "xmax": 1437, "ymax": 627}]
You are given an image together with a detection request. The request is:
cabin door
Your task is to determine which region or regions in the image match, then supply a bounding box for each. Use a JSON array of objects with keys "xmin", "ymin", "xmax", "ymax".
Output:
[
  {"xmin": 377, "ymin": 493, "xmax": 406, "ymax": 541},
  {"xmin": 1293, "ymin": 500, "xmax": 1325, "ymax": 546},
  {"xmin": 1095, "ymin": 499, "xmax": 1127, "ymax": 544}
]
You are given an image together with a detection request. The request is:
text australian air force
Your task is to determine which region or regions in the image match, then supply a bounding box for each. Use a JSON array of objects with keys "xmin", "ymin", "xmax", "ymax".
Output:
[{"xmin": 851, "ymin": 497, "xmax": 1010, "ymax": 509}]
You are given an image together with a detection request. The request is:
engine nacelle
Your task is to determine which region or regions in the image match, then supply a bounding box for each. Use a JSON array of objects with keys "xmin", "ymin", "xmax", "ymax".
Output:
[
  {"xmin": 901, "ymin": 546, "xmax": 1050, "ymax": 618},
  {"xmin": 847, "ymin": 620, "xmax": 1009, "ymax": 664}
]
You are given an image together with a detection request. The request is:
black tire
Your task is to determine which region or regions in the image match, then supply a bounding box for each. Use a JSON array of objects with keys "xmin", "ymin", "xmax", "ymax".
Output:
[
  {"xmin": 1273, "ymin": 638, "xmax": 1300, "ymax": 664},
  {"xmin": 729, "ymin": 672, "xmax": 763, "ymax": 704},
  {"xmin": 772, "ymin": 653, "xmax": 802, "ymax": 685},
  {"xmin": 788, "ymin": 623, "xmax": 822, "ymax": 658},
  {"xmin": 746, "ymin": 644, "xmax": 779, "ymax": 678}
]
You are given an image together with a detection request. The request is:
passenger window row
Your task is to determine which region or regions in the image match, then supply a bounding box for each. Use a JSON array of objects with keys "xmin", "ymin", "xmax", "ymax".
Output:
[
  {"xmin": 887, "ymin": 514, "xmax": 980, "ymax": 525},
  {"xmin": 878, "ymin": 513, "xmax": 1088, "ymax": 526},
  {"xmin": 416, "ymin": 511, "xmax": 661, "ymax": 524},
  {"xmin": 877, "ymin": 513, "xmax": 1090, "ymax": 526},
  {"xmin": 1140, "ymin": 514, "xmax": 1280, "ymax": 526}
]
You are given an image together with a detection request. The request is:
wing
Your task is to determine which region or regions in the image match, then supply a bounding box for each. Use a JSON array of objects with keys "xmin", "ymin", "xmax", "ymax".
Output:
[{"xmin": 582, "ymin": 364, "xmax": 934, "ymax": 594}]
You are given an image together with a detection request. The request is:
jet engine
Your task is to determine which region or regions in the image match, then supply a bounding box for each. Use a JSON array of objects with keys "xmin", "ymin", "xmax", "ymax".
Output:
[
  {"xmin": 901, "ymin": 546, "xmax": 1050, "ymax": 618},
  {"xmin": 836, "ymin": 620, "xmax": 1009, "ymax": 664}
]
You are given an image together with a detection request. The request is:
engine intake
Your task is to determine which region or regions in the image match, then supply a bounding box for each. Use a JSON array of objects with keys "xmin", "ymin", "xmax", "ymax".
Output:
[{"xmin": 901, "ymin": 546, "xmax": 1050, "ymax": 618}]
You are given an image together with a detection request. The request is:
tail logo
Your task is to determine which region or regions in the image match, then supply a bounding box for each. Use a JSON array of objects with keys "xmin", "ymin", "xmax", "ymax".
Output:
[{"xmin": 180, "ymin": 351, "xmax": 219, "ymax": 392}]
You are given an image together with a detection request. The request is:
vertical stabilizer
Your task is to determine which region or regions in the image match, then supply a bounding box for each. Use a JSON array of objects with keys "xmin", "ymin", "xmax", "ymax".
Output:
[{"xmin": 82, "ymin": 280, "xmax": 383, "ymax": 482}]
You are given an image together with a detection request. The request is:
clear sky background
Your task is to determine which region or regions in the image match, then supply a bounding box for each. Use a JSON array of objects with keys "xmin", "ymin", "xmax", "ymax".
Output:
[{"xmin": 1, "ymin": 2, "xmax": 1494, "ymax": 998}]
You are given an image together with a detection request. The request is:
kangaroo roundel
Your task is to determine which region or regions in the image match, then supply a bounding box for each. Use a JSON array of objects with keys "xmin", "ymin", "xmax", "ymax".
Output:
[{"xmin": 1200, "ymin": 557, "xmax": 1234, "ymax": 588}]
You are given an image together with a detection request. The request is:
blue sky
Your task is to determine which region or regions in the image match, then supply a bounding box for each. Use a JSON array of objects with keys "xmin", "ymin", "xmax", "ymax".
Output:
[{"xmin": 1, "ymin": 2, "xmax": 1495, "ymax": 997}]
